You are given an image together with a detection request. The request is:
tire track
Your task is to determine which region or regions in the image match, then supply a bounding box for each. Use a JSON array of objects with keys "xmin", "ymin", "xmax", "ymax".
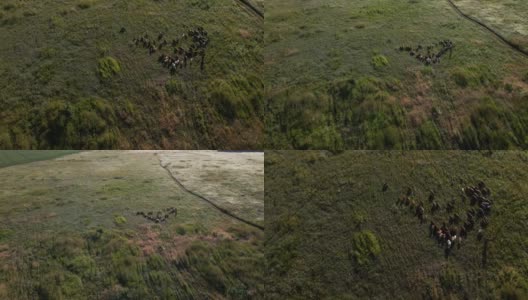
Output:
[
  {"xmin": 157, "ymin": 157, "xmax": 264, "ymax": 231},
  {"xmin": 236, "ymin": 0, "xmax": 264, "ymax": 19},
  {"xmin": 445, "ymin": 0, "xmax": 528, "ymax": 57}
]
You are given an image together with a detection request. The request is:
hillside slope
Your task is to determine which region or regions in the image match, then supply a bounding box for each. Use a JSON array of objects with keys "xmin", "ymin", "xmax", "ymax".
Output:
[
  {"xmin": 265, "ymin": 0, "xmax": 528, "ymax": 150},
  {"xmin": 0, "ymin": 0, "xmax": 263, "ymax": 149},
  {"xmin": 266, "ymin": 151, "xmax": 528, "ymax": 299},
  {"xmin": 0, "ymin": 151, "xmax": 264, "ymax": 299}
]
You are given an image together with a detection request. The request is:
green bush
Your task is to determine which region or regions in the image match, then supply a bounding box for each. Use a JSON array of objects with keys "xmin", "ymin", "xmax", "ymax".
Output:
[
  {"xmin": 350, "ymin": 230, "xmax": 381, "ymax": 266},
  {"xmin": 32, "ymin": 98, "xmax": 121, "ymax": 149},
  {"xmin": 458, "ymin": 98, "xmax": 528, "ymax": 149},
  {"xmin": 416, "ymin": 121, "xmax": 443, "ymax": 149},
  {"xmin": 451, "ymin": 65, "xmax": 496, "ymax": 88},
  {"xmin": 371, "ymin": 54, "xmax": 389, "ymax": 69},
  {"xmin": 209, "ymin": 77, "xmax": 255, "ymax": 121},
  {"xmin": 66, "ymin": 255, "xmax": 96, "ymax": 279},
  {"xmin": 77, "ymin": 1, "xmax": 92, "ymax": 9},
  {"xmin": 113, "ymin": 215, "xmax": 127, "ymax": 225},
  {"xmin": 97, "ymin": 56, "xmax": 121, "ymax": 80}
]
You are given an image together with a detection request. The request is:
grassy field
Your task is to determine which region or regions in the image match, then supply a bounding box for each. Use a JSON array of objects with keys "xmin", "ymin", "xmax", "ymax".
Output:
[
  {"xmin": 0, "ymin": 0, "xmax": 263, "ymax": 150},
  {"xmin": 454, "ymin": 0, "xmax": 528, "ymax": 52},
  {"xmin": 265, "ymin": 151, "xmax": 528, "ymax": 299},
  {"xmin": 0, "ymin": 151, "xmax": 264, "ymax": 299},
  {"xmin": 0, "ymin": 150, "xmax": 79, "ymax": 168},
  {"xmin": 265, "ymin": 0, "xmax": 528, "ymax": 150}
]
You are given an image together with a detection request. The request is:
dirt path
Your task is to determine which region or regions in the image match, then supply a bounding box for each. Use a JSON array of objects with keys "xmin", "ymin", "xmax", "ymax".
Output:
[
  {"xmin": 446, "ymin": 0, "xmax": 528, "ymax": 57},
  {"xmin": 236, "ymin": 0, "xmax": 264, "ymax": 19},
  {"xmin": 157, "ymin": 156, "xmax": 264, "ymax": 231}
]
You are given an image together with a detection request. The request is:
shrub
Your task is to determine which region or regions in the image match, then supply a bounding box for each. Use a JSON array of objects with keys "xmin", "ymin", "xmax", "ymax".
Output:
[
  {"xmin": 350, "ymin": 230, "xmax": 381, "ymax": 266},
  {"xmin": 176, "ymin": 226, "xmax": 187, "ymax": 235},
  {"xmin": 451, "ymin": 65, "xmax": 496, "ymax": 88},
  {"xmin": 32, "ymin": 98, "xmax": 121, "ymax": 149},
  {"xmin": 113, "ymin": 215, "xmax": 127, "ymax": 225},
  {"xmin": 97, "ymin": 56, "xmax": 121, "ymax": 80},
  {"xmin": 66, "ymin": 255, "xmax": 96, "ymax": 279},
  {"xmin": 371, "ymin": 54, "xmax": 389, "ymax": 69},
  {"xmin": 3, "ymin": 4, "xmax": 15, "ymax": 11},
  {"xmin": 416, "ymin": 121, "xmax": 443, "ymax": 149},
  {"xmin": 78, "ymin": 1, "xmax": 92, "ymax": 9},
  {"xmin": 209, "ymin": 78, "xmax": 253, "ymax": 121}
]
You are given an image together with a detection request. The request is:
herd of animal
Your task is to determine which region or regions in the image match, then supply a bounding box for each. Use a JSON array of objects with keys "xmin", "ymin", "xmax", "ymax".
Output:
[
  {"xmin": 395, "ymin": 181, "xmax": 492, "ymax": 256},
  {"xmin": 398, "ymin": 39, "xmax": 454, "ymax": 65},
  {"xmin": 136, "ymin": 207, "xmax": 177, "ymax": 223},
  {"xmin": 131, "ymin": 26, "xmax": 209, "ymax": 74}
]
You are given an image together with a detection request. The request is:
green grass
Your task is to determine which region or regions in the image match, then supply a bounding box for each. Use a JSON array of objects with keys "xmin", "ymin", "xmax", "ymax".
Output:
[
  {"xmin": 0, "ymin": 0, "xmax": 263, "ymax": 150},
  {"xmin": 266, "ymin": 151, "xmax": 528, "ymax": 299},
  {"xmin": 0, "ymin": 150, "xmax": 79, "ymax": 168},
  {"xmin": 265, "ymin": 0, "xmax": 528, "ymax": 150},
  {"xmin": 0, "ymin": 151, "xmax": 264, "ymax": 299}
]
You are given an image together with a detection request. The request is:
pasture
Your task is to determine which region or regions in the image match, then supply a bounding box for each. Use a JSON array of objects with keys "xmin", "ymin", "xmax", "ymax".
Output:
[
  {"xmin": 265, "ymin": 0, "xmax": 528, "ymax": 150},
  {"xmin": 0, "ymin": 0, "xmax": 263, "ymax": 150},
  {"xmin": 0, "ymin": 150, "xmax": 79, "ymax": 168},
  {"xmin": 0, "ymin": 151, "xmax": 264, "ymax": 299},
  {"xmin": 265, "ymin": 151, "xmax": 528, "ymax": 299}
]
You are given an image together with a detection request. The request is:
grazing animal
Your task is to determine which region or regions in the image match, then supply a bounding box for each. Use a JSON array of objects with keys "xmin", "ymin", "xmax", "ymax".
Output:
[{"xmin": 429, "ymin": 222, "xmax": 437, "ymax": 237}]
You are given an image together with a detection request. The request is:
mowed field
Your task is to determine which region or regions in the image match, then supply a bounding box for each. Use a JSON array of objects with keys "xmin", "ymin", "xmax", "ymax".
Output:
[
  {"xmin": 0, "ymin": 0, "xmax": 263, "ymax": 150},
  {"xmin": 454, "ymin": 0, "xmax": 528, "ymax": 52},
  {"xmin": 265, "ymin": 0, "xmax": 528, "ymax": 150},
  {"xmin": 265, "ymin": 151, "xmax": 528, "ymax": 299},
  {"xmin": 0, "ymin": 150, "xmax": 79, "ymax": 168},
  {"xmin": 160, "ymin": 151, "xmax": 264, "ymax": 226},
  {"xmin": 0, "ymin": 151, "xmax": 264, "ymax": 299}
]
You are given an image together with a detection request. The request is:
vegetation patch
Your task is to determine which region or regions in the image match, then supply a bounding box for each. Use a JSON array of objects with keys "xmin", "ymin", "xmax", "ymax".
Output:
[
  {"xmin": 97, "ymin": 56, "xmax": 121, "ymax": 80},
  {"xmin": 371, "ymin": 54, "xmax": 389, "ymax": 69},
  {"xmin": 350, "ymin": 230, "xmax": 381, "ymax": 266},
  {"xmin": 113, "ymin": 215, "xmax": 127, "ymax": 225}
]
